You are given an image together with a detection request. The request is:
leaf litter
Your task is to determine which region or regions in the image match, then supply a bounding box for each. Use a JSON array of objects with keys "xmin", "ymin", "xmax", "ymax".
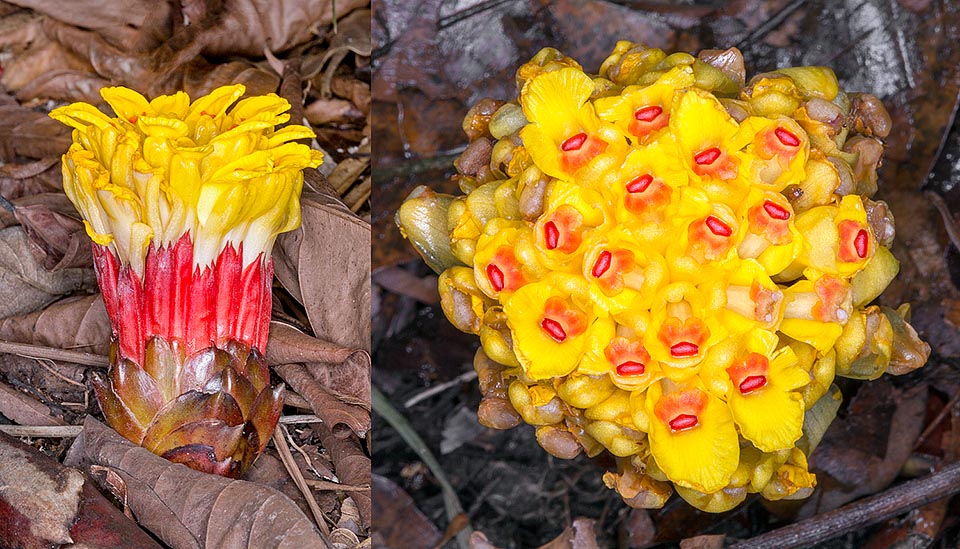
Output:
[{"xmin": 0, "ymin": 0, "xmax": 371, "ymax": 547}]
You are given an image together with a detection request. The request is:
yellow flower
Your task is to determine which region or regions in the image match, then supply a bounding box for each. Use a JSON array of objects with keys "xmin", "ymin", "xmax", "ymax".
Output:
[
  {"xmin": 790, "ymin": 194, "xmax": 876, "ymax": 278},
  {"xmin": 646, "ymin": 381, "xmax": 739, "ymax": 493},
  {"xmin": 736, "ymin": 116, "xmax": 809, "ymax": 192},
  {"xmin": 645, "ymin": 282, "xmax": 727, "ymax": 375},
  {"xmin": 519, "ymin": 68, "xmax": 627, "ymax": 180},
  {"xmin": 737, "ymin": 188, "xmax": 802, "ymax": 276},
  {"xmin": 607, "ymin": 136, "xmax": 688, "ymax": 236},
  {"xmin": 780, "ymin": 273, "xmax": 852, "ymax": 351},
  {"xmin": 595, "ymin": 66, "xmax": 696, "ymax": 144}
]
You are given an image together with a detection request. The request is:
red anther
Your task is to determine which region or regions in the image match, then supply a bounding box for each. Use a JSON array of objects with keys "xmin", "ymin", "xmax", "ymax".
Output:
[
  {"xmin": 561, "ymin": 132, "xmax": 588, "ymax": 151},
  {"xmin": 705, "ymin": 216, "xmax": 733, "ymax": 237},
  {"xmin": 694, "ymin": 147, "xmax": 721, "ymax": 165},
  {"xmin": 544, "ymin": 221, "xmax": 560, "ymax": 250},
  {"xmin": 854, "ymin": 229, "xmax": 868, "ymax": 258},
  {"xmin": 626, "ymin": 174, "xmax": 654, "ymax": 193},
  {"xmin": 670, "ymin": 341, "xmax": 699, "ymax": 357},
  {"xmin": 616, "ymin": 361, "xmax": 646, "ymax": 376},
  {"xmin": 486, "ymin": 264, "xmax": 505, "ymax": 291},
  {"xmin": 634, "ymin": 105, "xmax": 663, "ymax": 122},
  {"xmin": 669, "ymin": 414, "xmax": 699, "ymax": 431},
  {"xmin": 763, "ymin": 200, "xmax": 791, "ymax": 220},
  {"xmin": 738, "ymin": 375, "xmax": 768, "ymax": 394},
  {"xmin": 775, "ymin": 127, "xmax": 801, "ymax": 147},
  {"xmin": 541, "ymin": 318, "xmax": 567, "ymax": 342},
  {"xmin": 592, "ymin": 250, "xmax": 612, "ymax": 278}
]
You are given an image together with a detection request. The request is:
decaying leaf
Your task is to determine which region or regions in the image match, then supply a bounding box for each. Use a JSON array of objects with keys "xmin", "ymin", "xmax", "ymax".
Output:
[
  {"xmin": 267, "ymin": 322, "xmax": 370, "ymax": 404},
  {"xmin": 274, "ymin": 189, "xmax": 371, "ymax": 352},
  {"xmin": 13, "ymin": 199, "xmax": 92, "ymax": 271},
  {"xmin": 0, "ymin": 380, "xmax": 66, "ymax": 427},
  {"xmin": 0, "ymin": 226, "xmax": 96, "ymax": 319},
  {"xmin": 68, "ymin": 417, "xmax": 332, "ymax": 549},
  {"xmin": 316, "ymin": 422, "xmax": 371, "ymax": 528},
  {"xmin": 275, "ymin": 362, "xmax": 370, "ymax": 435},
  {"xmin": 0, "ymin": 432, "xmax": 84, "ymax": 548},
  {"xmin": 0, "ymin": 98, "xmax": 72, "ymax": 161},
  {"xmin": 0, "ymin": 157, "xmax": 61, "ymax": 201},
  {"xmin": 538, "ymin": 518, "xmax": 600, "ymax": 549},
  {"xmin": 371, "ymin": 474, "xmax": 441, "ymax": 548},
  {"xmin": 0, "ymin": 294, "xmax": 110, "ymax": 355},
  {"xmin": 68, "ymin": 478, "xmax": 164, "ymax": 548}
]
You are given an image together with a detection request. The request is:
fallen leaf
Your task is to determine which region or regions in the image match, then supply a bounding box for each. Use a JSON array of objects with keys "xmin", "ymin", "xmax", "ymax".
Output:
[
  {"xmin": 440, "ymin": 406, "xmax": 485, "ymax": 455},
  {"xmin": 13, "ymin": 200, "xmax": 92, "ymax": 271},
  {"xmin": 0, "ymin": 158, "xmax": 62, "ymax": 201},
  {"xmin": 68, "ymin": 416, "xmax": 331, "ymax": 549},
  {"xmin": 305, "ymin": 98, "xmax": 365, "ymax": 125},
  {"xmin": 0, "ymin": 99, "xmax": 72, "ymax": 160},
  {"xmin": 0, "ymin": 294, "xmax": 111, "ymax": 355},
  {"xmin": 0, "ymin": 33, "xmax": 95, "ymax": 96},
  {"xmin": 371, "ymin": 474, "xmax": 441, "ymax": 548},
  {"xmin": 679, "ymin": 534, "xmax": 726, "ymax": 549},
  {"xmin": 275, "ymin": 362, "xmax": 369, "ymax": 435},
  {"xmin": 274, "ymin": 188, "xmax": 371, "ymax": 352},
  {"xmin": 0, "ymin": 226, "xmax": 96, "ymax": 320},
  {"xmin": 539, "ymin": 518, "xmax": 600, "ymax": 549},
  {"xmin": 68, "ymin": 477, "xmax": 165, "ymax": 548},
  {"xmin": 0, "ymin": 431, "xmax": 84, "ymax": 548},
  {"xmin": 317, "ymin": 422, "xmax": 370, "ymax": 528},
  {"xmin": 0, "ymin": 380, "xmax": 66, "ymax": 426}
]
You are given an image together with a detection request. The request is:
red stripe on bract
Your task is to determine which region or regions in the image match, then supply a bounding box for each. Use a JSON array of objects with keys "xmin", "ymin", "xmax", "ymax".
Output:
[
  {"xmin": 738, "ymin": 375, "xmax": 767, "ymax": 394},
  {"xmin": 626, "ymin": 174, "xmax": 653, "ymax": 194},
  {"xmin": 236, "ymin": 255, "xmax": 266, "ymax": 349},
  {"xmin": 117, "ymin": 266, "xmax": 145, "ymax": 364},
  {"xmin": 668, "ymin": 413, "xmax": 698, "ymax": 431},
  {"xmin": 256, "ymin": 259, "xmax": 274, "ymax": 352},
  {"xmin": 188, "ymin": 264, "xmax": 215, "ymax": 354},
  {"xmin": 774, "ymin": 127, "xmax": 801, "ymax": 147},
  {"xmin": 670, "ymin": 341, "xmax": 699, "ymax": 357},
  {"xmin": 616, "ymin": 361, "xmax": 645, "ymax": 376},
  {"xmin": 854, "ymin": 229, "xmax": 868, "ymax": 258},
  {"xmin": 486, "ymin": 264, "xmax": 505, "ymax": 291},
  {"xmin": 541, "ymin": 318, "xmax": 567, "ymax": 342},
  {"xmin": 561, "ymin": 132, "xmax": 587, "ymax": 151},
  {"xmin": 172, "ymin": 235, "xmax": 193, "ymax": 342},
  {"xmin": 215, "ymin": 243, "xmax": 242, "ymax": 343},
  {"xmin": 544, "ymin": 221, "xmax": 560, "ymax": 250},
  {"xmin": 592, "ymin": 250, "xmax": 612, "ymax": 278},
  {"xmin": 705, "ymin": 216, "xmax": 732, "ymax": 237},
  {"xmin": 762, "ymin": 200, "xmax": 791, "ymax": 220},
  {"xmin": 694, "ymin": 147, "xmax": 721, "ymax": 165},
  {"xmin": 634, "ymin": 105, "xmax": 663, "ymax": 122},
  {"xmin": 92, "ymin": 244, "xmax": 121, "ymax": 334}
]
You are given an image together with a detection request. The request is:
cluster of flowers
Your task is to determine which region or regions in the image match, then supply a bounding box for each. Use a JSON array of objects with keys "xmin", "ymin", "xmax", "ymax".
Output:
[
  {"xmin": 52, "ymin": 86, "xmax": 323, "ymax": 477},
  {"xmin": 399, "ymin": 44, "xmax": 930, "ymax": 511}
]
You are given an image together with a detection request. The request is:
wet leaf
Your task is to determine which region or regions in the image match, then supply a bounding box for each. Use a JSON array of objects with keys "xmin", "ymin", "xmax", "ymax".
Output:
[
  {"xmin": 68, "ymin": 478, "xmax": 164, "ymax": 548},
  {"xmin": 0, "ymin": 294, "xmax": 111, "ymax": 356},
  {"xmin": 274, "ymin": 188, "xmax": 371, "ymax": 352},
  {"xmin": 0, "ymin": 226, "xmax": 96, "ymax": 319},
  {"xmin": 538, "ymin": 518, "xmax": 600, "ymax": 549},
  {"xmin": 69, "ymin": 416, "xmax": 330, "ymax": 549},
  {"xmin": 372, "ymin": 474, "xmax": 441, "ymax": 548},
  {"xmin": 0, "ymin": 431, "xmax": 85, "ymax": 548}
]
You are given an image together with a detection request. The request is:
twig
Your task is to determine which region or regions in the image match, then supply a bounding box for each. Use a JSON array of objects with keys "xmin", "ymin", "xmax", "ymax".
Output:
[
  {"xmin": 0, "ymin": 425, "xmax": 82, "ymax": 437},
  {"xmin": 304, "ymin": 479, "xmax": 369, "ymax": 492},
  {"xmin": 279, "ymin": 414, "xmax": 323, "ymax": 424},
  {"xmin": 0, "ymin": 340, "xmax": 108, "ymax": 367},
  {"xmin": 913, "ymin": 388, "xmax": 960, "ymax": 450},
  {"xmin": 730, "ymin": 461, "xmax": 960, "ymax": 548},
  {"xmin": 35, "ymin": 358, "xmax": 87, "ymax": 388},
  {"xmin": 273, "ymin": 426, "xmax": 334, "ymax": 541},
  {"xmin": 403, "ymin": 370, "xmax": 477, "ymax": 408},
  {"xmin": 373, "ymin": 385, "xmax": 473, "ymax": 548}
]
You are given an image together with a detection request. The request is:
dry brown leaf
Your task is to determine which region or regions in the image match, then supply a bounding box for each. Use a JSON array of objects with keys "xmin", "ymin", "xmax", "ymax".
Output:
[
  {"xmin": 0, "ymin": 294, "xmax": 111, "ymax": 355},
  {"xmin": 201, "ymin": 0, "xmax": 368, "ymax": 58},
  {"xmin": 14, "ymin": 199, "xmax": 92, "ymax": 271},
  {"xmin": 0, "ymin": 380, "xmax": 66, "ymax": 426},
  {"xmin": 68, "ymin": 478, "xmax": 164, "ymax": 548},
  {"xmin": 0, "ymin": 159, "xmax": 62, "ymax": 201},
  {"xmin": 0, "ymin": 33, "xmax": 95, "ymax": 95},
  {"xmin": 305, "ymin": 97, "xmax": 365, "ymax": 125},
  {"xmin": 538, "ymin": 518, "xmax": 600, "ymax": 549},
  {"xmin": 369, "ymin": 475, "xmax": 447, "ymax": 547},
  {"xmin": 267, "ymin": 322, "xmax": 370, "ymax": 404},
  {"xmin": 0, "ymin": 100, "xmax": 72, "ymax": 161},
  {"xmin": 0, "ymin": 226, "xmax": 96, "ymax": 320},
  {"xmin": 275, "ymin": 362, "xmax": 369, "ymax": 435},
  {"xmin": 316, "ymin": 422, "xmax": 370, "ymax": 528},
  {"xmin": 274, "ymin": 188, "xmax": 371, "ymax": 352},
  {"xmin": 69, "ymin": 416, "xmax": 332, "ymax": 549},
  {"xmin": 328, "ymin": 75, "xmax": 371, "ymax": 115},
  {"xmin": 0, "ymin": 431, "xmax": 84, "ymax": 548}
]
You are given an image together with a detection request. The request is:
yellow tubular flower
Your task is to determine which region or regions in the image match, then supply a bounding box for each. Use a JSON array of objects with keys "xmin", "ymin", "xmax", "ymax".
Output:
[
  {"xmin": 595, "ymin": 66, "xmax": 696, "ymax": 144},
  {"xmin": 52, "ymin": 85, "xmax": 322, "ymax": 478}
]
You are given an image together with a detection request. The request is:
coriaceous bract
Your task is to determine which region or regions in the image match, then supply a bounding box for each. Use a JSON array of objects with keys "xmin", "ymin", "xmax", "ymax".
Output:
[
  {"xmin": 51, "ymin": 85, "xmax": 323, "ymax": 477},
  {"xmin": 398, "ymin": 43, "xmax": 931, "ymax": 512}
]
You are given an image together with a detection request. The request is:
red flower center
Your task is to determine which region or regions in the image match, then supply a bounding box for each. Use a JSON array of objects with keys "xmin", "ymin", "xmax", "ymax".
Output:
[
  {"xmin": 670, "ymin": 341, "xmax": 699, "ymax": 357},
  {"xmin": 774, "ymin": 127, "xmax": 801, "ymax": 147},
  {"xmin": 616, "ymin": 361, "xmax": 646, "ymax": 376},
  {"xmin": 668, "ymin": 414, "xmax": 699, "ymax": 432},
  {"xmin": 544, "ymin": 221, "xmax": 560, "ymax": 250},
  {"xmin": 694, "ymin": 147, "xmax": 721, "ymax": 165},
  {"xmin": 626, "ymin": 174, "xmax": 654, "ymax": 193},
  {"xmin": 486, "ymin": 264, "xmax": 504, "ymax": 291},
  {"xmin": 854, "ymin": 229, "xmax": 868, "ymax": 258},
  {"xmin": 540, "ymin": 318, "xmax": 567, "ymax": 342},
  {"xmin": 738, "ymin": 375, "xmax": 767, "ymax": 394},
  {"xmin": 592, "ymin": 250, "xmax": 612, "ymax": 278},
  {"xmin": 705, "ymin": 216, "xmax": 733, "ymax": 237},
  {"xmin": 762, "ymin": 200, "xmax": 791, "ymax": 220},
  {"xmin": 561, "ymin": 132, "xmax": 588, "ymax": 152},
  {"xmin": 634, "ymin": 105, "xmax": 663, "ymax": 122}
]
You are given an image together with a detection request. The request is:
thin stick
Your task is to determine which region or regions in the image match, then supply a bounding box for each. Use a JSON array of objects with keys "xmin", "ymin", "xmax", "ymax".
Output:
[
  {"xmin": 304, "ymin": 479, "xmax": 369, "ymax": 492},
  {"xmin": 730, "ymin": 461, "xmax": 960, "ymax": 548},
  {"xmin": 0, "ymin": 340, "xmax": 108, "ymax": 367},
  {"xmin": 403, "ymin": 370, "xmax": 478, "ymax": 408},
  {"xmin": 273, "ymin": 426, "xmax": 333, "ymax": 540},
  {"xmin": 0, "ymin": 425, "xmax": 82, "ymax": 437},
  {"xmin": 278, "ymin": 414, "xmax": 323, "ymax": 424},
  {"xmin": 35, "ymin": 358, "xmax": 87, "ymax": 388}
]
